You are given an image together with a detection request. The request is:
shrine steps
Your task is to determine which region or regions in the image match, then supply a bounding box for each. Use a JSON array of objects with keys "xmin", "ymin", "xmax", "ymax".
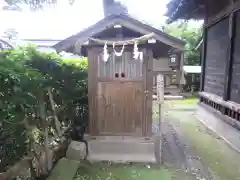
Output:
[{"xmin": 86, "ymin": 137, "xmax": 157, "ymax": 163}]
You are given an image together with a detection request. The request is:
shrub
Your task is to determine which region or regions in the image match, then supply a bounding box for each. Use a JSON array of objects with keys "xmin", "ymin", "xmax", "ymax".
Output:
[{"xmin": 0, "ymin": 46, "xmax": 88, "ymax": 174}]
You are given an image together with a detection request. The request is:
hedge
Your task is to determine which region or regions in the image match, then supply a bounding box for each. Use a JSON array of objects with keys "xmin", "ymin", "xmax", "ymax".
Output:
[{"xmin": 0, "ymin": 45, "xmax": 88, "ymax": 175}]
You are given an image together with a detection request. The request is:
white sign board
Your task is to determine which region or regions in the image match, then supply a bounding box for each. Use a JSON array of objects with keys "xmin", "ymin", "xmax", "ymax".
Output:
[{"xmin": 157, "ymin": 74, "xmax": 164, "ymax": 104}]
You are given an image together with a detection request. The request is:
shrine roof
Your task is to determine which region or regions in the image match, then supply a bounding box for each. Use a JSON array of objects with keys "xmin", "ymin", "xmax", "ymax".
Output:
[{"xmin": 53, "ymin": 14, "xmax": 185, "ymax": 55}]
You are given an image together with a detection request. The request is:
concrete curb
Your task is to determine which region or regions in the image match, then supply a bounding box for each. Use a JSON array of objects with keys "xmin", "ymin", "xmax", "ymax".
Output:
[{"xmin": 195, "ymin": 114, "xmax": 240, "ymax": 154}]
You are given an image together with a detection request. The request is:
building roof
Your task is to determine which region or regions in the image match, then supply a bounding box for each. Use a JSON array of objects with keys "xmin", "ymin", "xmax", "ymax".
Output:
[
  {"xmin": 53, "ymin": 14, "xmax": 185, "ymax": 54},
  {"xmin": 165, "ymin": 0, "xmax": 230, "ymax": 23},
  {"xmin": 165, "ymin": 0, "xmax": 207, "ymax": 23},
  {"xmin": 183, "ymin": 65, "xmax": 201, "ymax": 74}
]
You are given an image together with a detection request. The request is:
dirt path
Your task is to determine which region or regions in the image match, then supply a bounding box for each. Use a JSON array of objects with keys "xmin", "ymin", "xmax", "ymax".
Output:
[
  {"xmin": 152, "ymin": 102, "xmax": 214, "ymax": 180},
  {"xmin": 153, "ymin": 99, "xmax": 240, "ymax": 180}
]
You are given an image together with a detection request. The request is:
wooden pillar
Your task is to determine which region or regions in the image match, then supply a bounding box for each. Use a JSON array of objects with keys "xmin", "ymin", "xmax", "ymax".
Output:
[
  {"xmin": 200, "ymin": 26, "xmax": 207, "ymax": 93},
  {"xmin": 200, "ymin": 1, "xmax": 209, "ymax": 95},
  {"xmin": 88, "ymin": 47, "xmax": 99, "ymax": 136},
  {"xmin": 143, "ymin": 48, "xmax": 153, "ymax": 137},
  {"xmin": 179, "ymin": 52, "xmax": 185, "ymax": 90},
  {"xmin": 223, "ymin": 12, "xmax": 236, "ymax": 101},
  {"xmin": 146, "ymin": 49, "xmax": 153, "ymax": 137}
]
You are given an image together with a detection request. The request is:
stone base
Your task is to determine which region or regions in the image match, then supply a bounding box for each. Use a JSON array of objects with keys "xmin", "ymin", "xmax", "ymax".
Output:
[
  {"xmin": 87, "ymin": 136, "xmax": 158, "ymax": 163},
  {"xmin": 66, "ymin": 141, "xmax": 87, "ymax": 161}
]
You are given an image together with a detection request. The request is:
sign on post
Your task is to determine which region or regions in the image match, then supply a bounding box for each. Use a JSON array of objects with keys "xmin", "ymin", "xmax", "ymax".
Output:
[
  {"xmin": 155, "ymin": 73, "xmax": 164, "ymax": 165},
  {"xmin": 156, "ymin": 74, "xmax": 164, "ymax": 104}
]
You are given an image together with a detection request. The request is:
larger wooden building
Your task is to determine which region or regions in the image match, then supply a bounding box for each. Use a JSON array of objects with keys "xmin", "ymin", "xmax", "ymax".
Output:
[{"xmin": 166, "ymin": 0, "xmax": 240, "ymax": 128}]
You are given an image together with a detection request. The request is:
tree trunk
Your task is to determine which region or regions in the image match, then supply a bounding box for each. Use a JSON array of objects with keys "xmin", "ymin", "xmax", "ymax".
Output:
[{"xmin": 39, "ymin": 98, "xmax": 52, "ymax": 172}]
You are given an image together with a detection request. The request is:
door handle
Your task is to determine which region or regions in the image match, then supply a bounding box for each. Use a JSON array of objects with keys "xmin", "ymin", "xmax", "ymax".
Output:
[{"xmin": 144, "ymin": 90, "xmax": 149, "ymax": 94}]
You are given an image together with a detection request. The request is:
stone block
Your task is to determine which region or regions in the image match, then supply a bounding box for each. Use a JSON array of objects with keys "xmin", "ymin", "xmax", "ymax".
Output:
[
  {"xmin": 66, "ymin": 141, "xmax": 87, "ymax": 160},
  {"xmin": 87, "ymin": 138, "xmax": 157, "ymax": 163}
]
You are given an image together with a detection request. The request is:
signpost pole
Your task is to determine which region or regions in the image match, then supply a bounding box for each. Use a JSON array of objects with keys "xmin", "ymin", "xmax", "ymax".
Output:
[{"xmin": 155, "ymin": 73, "xmax": 164, "ymax": 165}]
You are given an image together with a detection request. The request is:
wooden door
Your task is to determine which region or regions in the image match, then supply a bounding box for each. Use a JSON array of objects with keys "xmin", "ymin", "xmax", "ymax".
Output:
[
  {"xmin": 98, "ymin": 81, "xmax": 143, "ymax": 136},
  {"xmin": 97, "ymin": 49, "xmax": 146, "ymax": 136},
  {"xmin": 88, "ymin": 47, "xmax": 153, "ymax": 136}
]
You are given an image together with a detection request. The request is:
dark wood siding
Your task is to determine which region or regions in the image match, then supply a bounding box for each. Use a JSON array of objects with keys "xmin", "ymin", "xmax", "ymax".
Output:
[
  {"xmin": 230, "ymin": 11, "xmax": 240, "ymax": 103},
  {"xmin": 206, "ymin": 0, "xmax": 231, "ymax": 24},
  {"xmin": 97, "ymin": 51, "xmax": 143, "ymax": 79},
  {"xmin": 204, "ymin": 17, "xmax": 229, "ymax": 97}
]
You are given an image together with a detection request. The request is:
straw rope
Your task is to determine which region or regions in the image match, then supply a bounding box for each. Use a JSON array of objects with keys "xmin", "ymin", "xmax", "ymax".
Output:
[{"xmin": 88, "ymin": 33, "xmax": 155, "ymax": 45}]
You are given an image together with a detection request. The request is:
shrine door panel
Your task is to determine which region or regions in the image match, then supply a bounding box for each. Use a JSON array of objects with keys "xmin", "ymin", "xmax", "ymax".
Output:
[
  {"xmin": 97, "ymin": 50, "xmax": 145, "ymax": 136},
  {"xmin": 97, "ymin": 81, "xmax": 144, "ymax": 136}
]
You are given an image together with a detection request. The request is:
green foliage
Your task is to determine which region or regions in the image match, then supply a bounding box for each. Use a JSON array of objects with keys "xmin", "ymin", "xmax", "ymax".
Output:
[
  {"xmin": 163, "ymin": 21, "xmax": 202, "ymax": 65},
  {"xmin": 0, "ymin": 46, "xmax": 88, "ymax": 172},
  {"xmin": 4, "ymin": 0, "xmax": 75, "ymax": 10}
]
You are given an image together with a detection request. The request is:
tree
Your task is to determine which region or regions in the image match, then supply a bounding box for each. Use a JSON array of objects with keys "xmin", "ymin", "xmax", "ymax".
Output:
[
  {"xmin": 2, "ymin": 0, "xmax": 77, "ymax": 10},
  {"xmin": 3, "ymin": 0, "xmax": 127, "ymax": 11},
  {"xmin": 0, "ymin": 39, "xmax": 14, "ymax": 50},
  {"xmin": 3, "ymin": 0, "xmax": 54, "ymax": 10},
  {"xmin": 103, "ymin": 0, "xmax": 128, "ymax": 16},
  {"xmin": 162, "ymin": 21, "xmax": 203, "ymax": 65}
]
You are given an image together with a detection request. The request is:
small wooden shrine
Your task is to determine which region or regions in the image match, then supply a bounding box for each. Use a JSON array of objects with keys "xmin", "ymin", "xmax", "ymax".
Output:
[
  {"xmin": 54, "ymin": 13, "xmax": 185, "ymax": 163},
  {"xmin": 54, "ymin": 14, "xmax": 185, "ymax": 139}
]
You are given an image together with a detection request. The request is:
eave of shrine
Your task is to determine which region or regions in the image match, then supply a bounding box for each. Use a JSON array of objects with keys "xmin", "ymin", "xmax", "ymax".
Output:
[{"xmin": 53, "ymin": 14, "xmax": 185, "ymax": 57}]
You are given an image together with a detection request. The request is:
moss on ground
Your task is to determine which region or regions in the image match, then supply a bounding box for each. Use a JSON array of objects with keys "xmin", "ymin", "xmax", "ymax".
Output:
[
  {"xmin": 164, "ymin": 99, "xmax": 240, "ymax": 180},
  {"xmin": 75, "ymin": 162, "xmax": 195, "ymax": 180},
  {"xmin": 47, "ymin": 158, "xmax": 80, "ymax": 180},
  {"xmin": 152, "ymin": 98, "xmax": 198, "ymax": 118}
]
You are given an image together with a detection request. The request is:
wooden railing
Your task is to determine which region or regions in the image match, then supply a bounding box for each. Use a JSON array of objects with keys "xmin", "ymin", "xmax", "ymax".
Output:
[{"xmin": 199, "ymin": 91, "xmax": 240, "ymax": 122}]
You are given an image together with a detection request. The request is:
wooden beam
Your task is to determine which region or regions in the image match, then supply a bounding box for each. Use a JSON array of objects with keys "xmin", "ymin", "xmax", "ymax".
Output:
[{"xmin": 223, "ymin": 12, "xmax": 236, "ymax": 101}]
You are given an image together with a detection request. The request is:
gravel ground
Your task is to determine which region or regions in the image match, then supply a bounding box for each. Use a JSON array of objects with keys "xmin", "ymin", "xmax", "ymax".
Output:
[{"xmin": 152, "ymin": 106, "xmax": 213, "ymax": 180}]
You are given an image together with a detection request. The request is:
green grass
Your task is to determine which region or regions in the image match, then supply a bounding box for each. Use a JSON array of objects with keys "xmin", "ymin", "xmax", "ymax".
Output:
[
  {"xmin": 75, "ymin": 162, "xmax": 195, "ymax": 180},
  {"xmin": 172, "ymin": 98, "xmax": 197, "ymax": 104},
  {"xmin": 152, "ymin": 98, "xmax": 198, "ymax": 119},
  {"xmin": 164, "ymin": 98, "xmax": 198, "ymax": 108},
  {"xmin": 165, "ymin": 102, "xmax": 240, "ymax": 180}
]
